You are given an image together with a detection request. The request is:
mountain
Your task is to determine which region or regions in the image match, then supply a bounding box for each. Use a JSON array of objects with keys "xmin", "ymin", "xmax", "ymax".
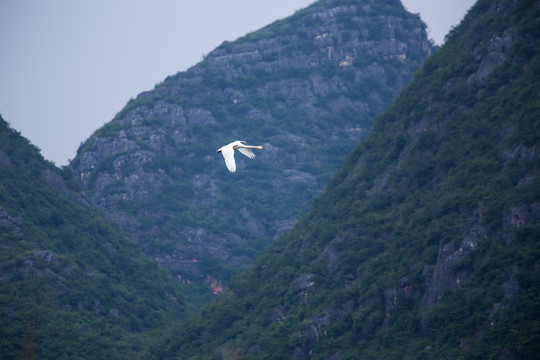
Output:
[
  {"xmin": 0, "ymin": 117, "xmax": 185, "ymax": 359},
  {"xmin": 151, "ymin": 0, "xmax": 540, "ymax": 358},
  {"xmin": 67, "ymin": 0, "xmax": 433, "ymax": 303}
]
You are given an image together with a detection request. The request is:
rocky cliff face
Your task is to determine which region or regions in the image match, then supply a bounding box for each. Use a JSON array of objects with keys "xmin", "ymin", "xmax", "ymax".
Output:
[{"xmin": 69, "ymin": 0, "xmax": 433, "ymax": 300}]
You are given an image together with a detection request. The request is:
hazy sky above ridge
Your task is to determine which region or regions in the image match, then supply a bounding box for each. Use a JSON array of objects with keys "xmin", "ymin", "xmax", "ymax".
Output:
[{"xmin": 0, "ymin": 0, "xmax": 475, "ymax": 165}]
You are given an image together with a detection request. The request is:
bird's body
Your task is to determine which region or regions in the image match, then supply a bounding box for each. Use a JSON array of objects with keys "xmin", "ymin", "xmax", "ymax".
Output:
[{"xmin": 217, "ymin": 140, "xmax": 264, "ymax": 172}]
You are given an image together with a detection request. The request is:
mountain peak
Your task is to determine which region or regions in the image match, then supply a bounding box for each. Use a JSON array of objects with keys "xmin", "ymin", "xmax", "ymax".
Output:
[{"xmin": 69, "ymin": 0, "xmax": 433, "ymax": 304}]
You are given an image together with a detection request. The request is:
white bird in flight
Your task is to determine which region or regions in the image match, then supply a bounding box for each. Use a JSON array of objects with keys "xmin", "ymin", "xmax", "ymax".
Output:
[{"xmin": 217, "ymin": 140, "xmax": 264, "ymax": 172}]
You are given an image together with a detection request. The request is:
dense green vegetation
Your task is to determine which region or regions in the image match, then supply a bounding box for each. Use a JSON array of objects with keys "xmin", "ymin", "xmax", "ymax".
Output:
[
  {"xmin": 149, "ymin": 0, "xmax": 540, "ymax": 358},
  {"xmin": 0, "ymin": 118, "xmax": 186, "ymax": 359}
]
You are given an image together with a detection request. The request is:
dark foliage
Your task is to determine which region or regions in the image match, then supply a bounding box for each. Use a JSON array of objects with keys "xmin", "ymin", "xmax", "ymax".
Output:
[{"xmin": 0, "ymin": 118, "xmax": 186, "ymax": 359}]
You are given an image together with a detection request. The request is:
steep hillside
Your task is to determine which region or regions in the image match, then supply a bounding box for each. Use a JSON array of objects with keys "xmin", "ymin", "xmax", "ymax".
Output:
[
  {"xmin": 153, "ymin": 0, "xmax": 540, "ymax": 358},
  {"xmin": 0, "ymin": 117, "xmax": 185, "ymax": 359},
  {"xmin": 68, "ymin": 0, "xmax": 433, "ymax": 301}
]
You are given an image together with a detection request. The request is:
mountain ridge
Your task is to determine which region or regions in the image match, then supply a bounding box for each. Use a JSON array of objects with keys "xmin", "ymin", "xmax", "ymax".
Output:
[
  {"xmin": 0, "ymin": 117, "xmax": 187, "ymax": 359},
  {"xmin": 68, "ymin": 0, "xmax": 434, "ymax": 303}
]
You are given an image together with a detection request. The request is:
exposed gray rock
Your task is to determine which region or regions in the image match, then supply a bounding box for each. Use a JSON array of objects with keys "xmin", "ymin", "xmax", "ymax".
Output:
[
  {"xmin": 41, "ymin": 169, "xmax": 70, "ymax": 197},
  {"xmin": 34, "ymin": 250, "xmax": 60, "ymax": 264},
  {"xmin": 467, "ymin": 29, "xmax": 513, "ymax": 85},
  {"xmin": 318, "ymin": 234, "xmax": 347, "ymax": 270},
  {"xmin": 0, "ymin": 206, "xmax": 22, "ymax": 235},
  {"xmin": 289, "ymin": 274, "xmax": 317, "ymax": 295},
  {"xmin": 0, "ymin": 151, "xmax": 11, "ymax": 168},
  {"xmin": 270, "ymin": 308, "xmax": 289, "ymax": 324},
  {"xmin": 503, "ymin": 203, "xmax": 540, "ymax": 229},
  {"xmin": 94, "ymin": 299, "xmax": 104, "ymax": 316},
  {"xmin": 294, "ymin": 302, "xmax": 354, "ymax": 357},
  {"xmin": 423, "ymin": 204, "xmax": 488, "ymax": 309}
]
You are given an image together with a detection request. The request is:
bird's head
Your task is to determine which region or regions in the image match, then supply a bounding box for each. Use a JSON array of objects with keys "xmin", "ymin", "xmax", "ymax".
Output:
[{"xmin": 258, "ymin": 146, "xmax": 264, "ymax": 149}]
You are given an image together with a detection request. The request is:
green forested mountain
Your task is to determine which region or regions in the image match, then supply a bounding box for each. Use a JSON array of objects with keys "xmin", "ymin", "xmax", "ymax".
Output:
[
  {"xmin": 153, "ymin": 0, "xmax": 540, "ymax": 358},
  {"xmin": 68, "ymin": 0, "xmax": 433, "ymax": 304},
  {"xmin": 0, "ymin": 117, "xmax": 185, "ymax": 359}
]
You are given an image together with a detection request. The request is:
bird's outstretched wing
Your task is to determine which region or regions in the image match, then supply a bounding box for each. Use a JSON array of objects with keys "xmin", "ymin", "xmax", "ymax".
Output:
[
  {"xmin": 220, "ymin": 146, "xmax": 237, "ymax": 172},
  {"xmin": 237, "ymin": 147, "xmax": 256, "ymax": 159}
]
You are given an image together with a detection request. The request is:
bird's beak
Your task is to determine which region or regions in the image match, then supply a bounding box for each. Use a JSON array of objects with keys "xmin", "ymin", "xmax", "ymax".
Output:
[{"xmin": 259, "ymin": 146, "xmax": 264, "ymax": 149}]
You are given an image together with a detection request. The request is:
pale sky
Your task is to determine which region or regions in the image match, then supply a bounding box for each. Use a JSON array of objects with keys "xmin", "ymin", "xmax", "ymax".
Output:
[{"xmin": 0, "ymin": 0, "xmax": 475, "ymax": 166}]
